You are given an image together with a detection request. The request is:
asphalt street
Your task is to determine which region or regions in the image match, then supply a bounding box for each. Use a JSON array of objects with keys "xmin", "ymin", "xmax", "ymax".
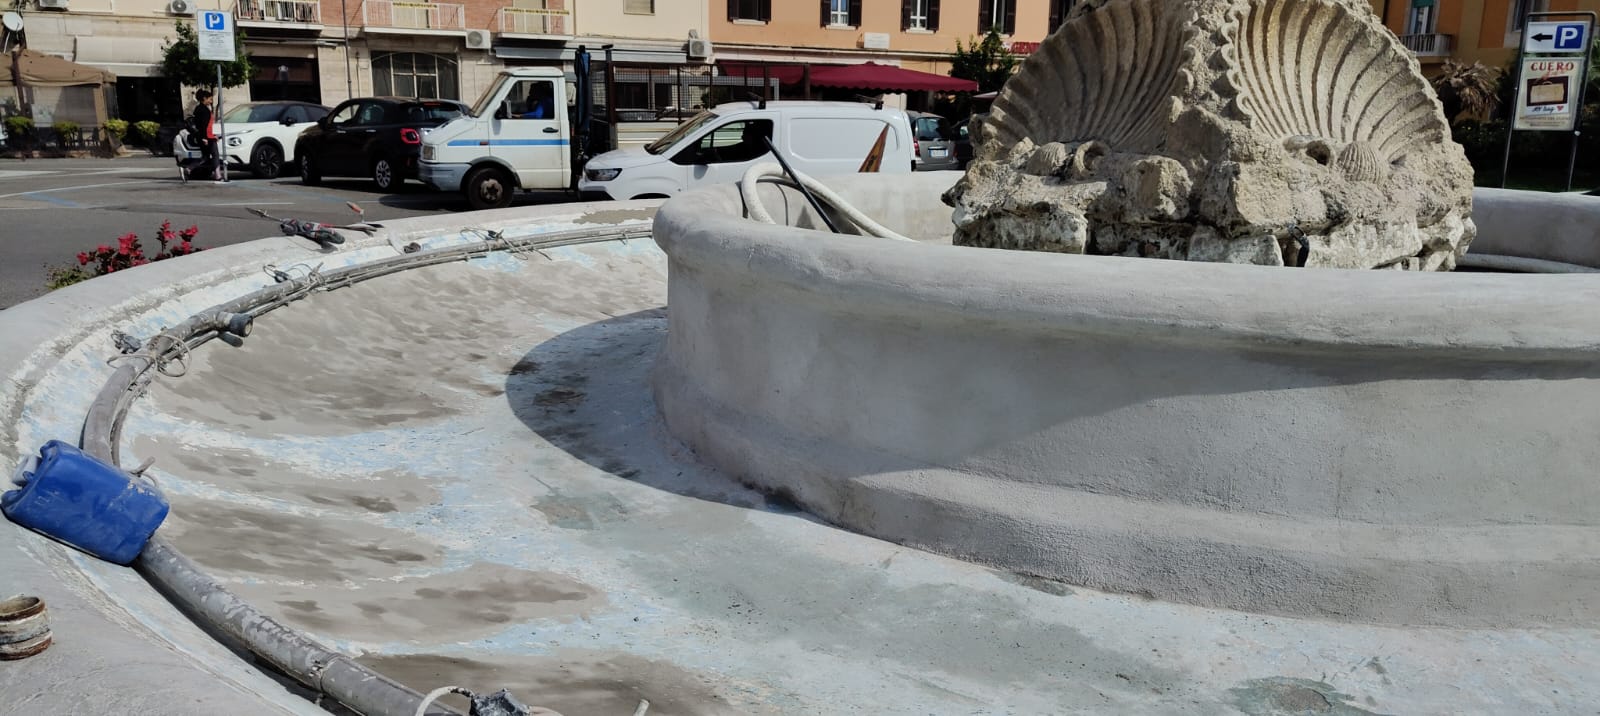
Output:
[{"xmin": 0, "ymin": 154, "xmax": 574, "ymax": 309}]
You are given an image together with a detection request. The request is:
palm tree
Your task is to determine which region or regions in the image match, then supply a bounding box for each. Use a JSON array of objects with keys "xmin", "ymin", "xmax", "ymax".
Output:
[{"xmin": 1431, "ymin": 60, "xmax": 1502, "ymax": 124}]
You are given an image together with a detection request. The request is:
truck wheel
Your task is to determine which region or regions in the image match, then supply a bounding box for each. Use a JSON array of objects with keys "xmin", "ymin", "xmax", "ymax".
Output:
[
  {"xmin": 464, "ymin": 166, "xmax": 514, "ymax": 210},
  {"xmin": 251, "ymin": 143, "xmax": 283, "ymax": 179},
  {"xmin": 300, "ymin": 152, "xmax": 321, "ymax": 186}
]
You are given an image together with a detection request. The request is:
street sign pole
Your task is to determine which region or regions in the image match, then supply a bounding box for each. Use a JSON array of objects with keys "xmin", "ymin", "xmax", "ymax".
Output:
[
  {"xmin": 216, "ymin": 63, "xmax": 227, "ymax": 183},
  {"xmin": 196, "ymin": 9, "xmax": 235, "ymax": 183}
]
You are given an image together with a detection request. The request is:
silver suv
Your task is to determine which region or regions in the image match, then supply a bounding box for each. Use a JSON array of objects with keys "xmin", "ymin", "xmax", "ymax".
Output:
[{"xmin": 909, "ymin": 111, "xmax": 958, "ymax": 171}]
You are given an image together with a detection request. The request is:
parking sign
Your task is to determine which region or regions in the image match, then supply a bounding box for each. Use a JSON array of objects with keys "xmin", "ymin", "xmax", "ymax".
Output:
[
  {"xmin": 196, "ymin": 10, "xmax": 235, "ymax": 61},
  {"xmin": 1524, "ymin": 21, "xmax": 1591, "ymax": 54}
]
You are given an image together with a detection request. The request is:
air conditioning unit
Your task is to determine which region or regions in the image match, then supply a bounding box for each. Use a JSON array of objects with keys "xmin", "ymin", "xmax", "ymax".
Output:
[
  {"xmin": 686, "ymin": 37, "xmax": 712, "ymax": 60},
  {"xmin": 36, "ymin": 0, "xmax": 68, "ymax": 11},
  {"xmin": 167, "ymin": 0, "xmax": 193, "ymax": 15},
  {"xmin": 465, "ymin": 29, "xmax": 491, "ymax": 50}
]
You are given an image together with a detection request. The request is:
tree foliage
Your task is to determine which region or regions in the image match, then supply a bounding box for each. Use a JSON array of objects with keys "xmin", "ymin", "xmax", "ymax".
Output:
[
  {"xmin": 950, "ymin": 27, "xmax": 1018, "ymax": 94},
  {"xmin": 160, "ymin": 21, "xmax": 254, "ymax": 90},
  {"xmin": 1431, "ymin": 60, "xmax": 1501, "ymax": 123}
]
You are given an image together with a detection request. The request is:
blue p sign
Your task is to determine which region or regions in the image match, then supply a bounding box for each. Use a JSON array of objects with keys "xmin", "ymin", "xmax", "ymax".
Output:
[
  {"xmin": 1555, "ymin": 23, "xmax": 1587, "ymax": 50},
  {"xmin": 203, "ymin": 11, "xmax": 225, "ymax": 30}
]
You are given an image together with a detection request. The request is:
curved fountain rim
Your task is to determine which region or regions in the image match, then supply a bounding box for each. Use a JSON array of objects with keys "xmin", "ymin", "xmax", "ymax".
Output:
[{"xmin": 656, "ymin": 186, "xmax": 1600, "ymax": 360}]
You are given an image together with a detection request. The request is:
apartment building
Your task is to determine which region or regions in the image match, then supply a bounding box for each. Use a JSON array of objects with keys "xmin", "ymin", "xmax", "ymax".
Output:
[
  {"xmin": 1378, "ymin": 0, "xmax": 1600, "ymax": 70},
  {"xmin": 712, "ymin": 0, "xmax": 1084, "ymax": 80},
  {"xmin": 9, "ymin": 0, "xmax": 711, "ymax": 124}
]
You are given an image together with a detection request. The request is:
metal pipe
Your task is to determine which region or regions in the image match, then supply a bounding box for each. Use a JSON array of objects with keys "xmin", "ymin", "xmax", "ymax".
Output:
[{"xmin": 77, "ymin": 224, "xmax": 648, "ymax": 716}]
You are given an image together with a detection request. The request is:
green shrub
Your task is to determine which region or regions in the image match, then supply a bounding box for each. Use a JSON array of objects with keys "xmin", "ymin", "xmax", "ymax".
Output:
[
  {"xmin": 104, "ymin": 118, "xmax": 129, "ymax": 140},
  {"xmin": 4, "ymin": 115, "xmax": 32, "ymax": 140},
  {"xmin": 51, "ymin": 120, "xmax": 80, "ymax": 148},
  {"xmin": 45, "ymin": 265, "xmax": 92, "ymax": 290},
  {"xmin": 132, "ymin": 120, "xmax": 160, "ymax": 145}
]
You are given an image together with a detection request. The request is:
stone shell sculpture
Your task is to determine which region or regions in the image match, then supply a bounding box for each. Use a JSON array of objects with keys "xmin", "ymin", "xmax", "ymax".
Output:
[{"xmin": 943, "ymin": 0, "xmax": 1476, "ymax": 270}]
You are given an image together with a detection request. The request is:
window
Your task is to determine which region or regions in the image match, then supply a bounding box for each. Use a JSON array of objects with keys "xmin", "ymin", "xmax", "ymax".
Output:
[
  {"xmin": 728, "ymin": 0, "xmax": 770, "ymax": 22},
  {"xmin": 1407, "ymin": 0, "xmax": 1435, "ymax": 35},
  {"xmin": 1048, "ymin": 0, "xmax": 1075, "ymax": 33},
  {"xmin": 903, "ymin": 0, "xmax": 939, "ymax": 31},
  {"xmin": 677, "ymin": 119, "xmax": 773, "ymax": 164},
  {"xmin": 328, "ymin": 101, "xmax": 361, "ymax": 126},
  {"xmin": 354, "ymin": 102, "xmax": 388, "ymax": 126},
  {"xmin": 823, "ymin": 0, "xmax": 861, "ymax": 27},
  {"xmin": 1510, "ymin": 0, "xmax": 1550, "ymax": 31},
  {"xmin": 282, "ymin": 105, "xmax": 310, "ymax": 124},
  {"xmin": 978, "ymin": 0, "xmax": 1016, "ymax": 35},
  {"xmin": 625, "ymin": 0, "xmax": 653, "ymax": 14},
  {"xmin": 371, "ymin": 52, "xmax": 460, "ymax": 101},
  {"xmin": 221, "ymin": 102, "xmax": 284, "ymax": 124},
  {"xmin": 503, "ymin": 79, "xmax": 559, "ymax": 120}
]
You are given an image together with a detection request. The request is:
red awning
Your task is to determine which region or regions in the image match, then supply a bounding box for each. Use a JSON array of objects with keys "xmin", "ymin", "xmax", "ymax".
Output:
[
  {"xmin": 718, "ymin": 61, "xmax": 979, "ymax": 94},
  {"xmin": 808, "ymin": 62, "xmax": 978, "ymax": 93}
]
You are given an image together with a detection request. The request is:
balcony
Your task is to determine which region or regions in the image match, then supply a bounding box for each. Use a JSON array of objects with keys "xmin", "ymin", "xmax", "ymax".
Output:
[
  {"xmin": 498, "ymin": 6, "xmax": 572, "ymax": 38},
  {"xmin": 363, "ymin": 0, "xmax": 466, "ymax": 34},
  {"xmin": 235, "ymin": 0, "xmax": 320, "ymax": 29},
  {"xmin": 1400, "ymin": 33, "xmax": 1453, "ymax": 57}
]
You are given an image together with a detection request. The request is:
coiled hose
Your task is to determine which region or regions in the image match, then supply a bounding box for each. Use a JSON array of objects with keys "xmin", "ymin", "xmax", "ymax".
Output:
[{"xmin": 738, "ymin": 163, "xmax": 915, "ymax": 242}]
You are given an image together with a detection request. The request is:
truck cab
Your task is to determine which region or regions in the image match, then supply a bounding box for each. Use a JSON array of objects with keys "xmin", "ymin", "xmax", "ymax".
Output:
[{"xmin": 419, "ymin": 67, "xmax": 573, "ymax": 210}]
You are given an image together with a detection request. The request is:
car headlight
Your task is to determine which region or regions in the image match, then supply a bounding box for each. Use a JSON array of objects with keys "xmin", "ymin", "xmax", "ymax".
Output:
[
  {"xmin": 585, "ymin": 167, "xmax": 621, "ymax": 182},
  {"xmin": 422, "ymin": 145, "xmax": 434, "ymax": 161},
  {"xmin": 226, "ymin": 136, "xmax": 243, "ymax": 147}
]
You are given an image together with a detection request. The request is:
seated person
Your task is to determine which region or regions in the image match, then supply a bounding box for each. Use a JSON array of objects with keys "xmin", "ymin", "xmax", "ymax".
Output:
[{"xmin": 520, "ymin": 86, "xmax": 555, "ymax": 119}]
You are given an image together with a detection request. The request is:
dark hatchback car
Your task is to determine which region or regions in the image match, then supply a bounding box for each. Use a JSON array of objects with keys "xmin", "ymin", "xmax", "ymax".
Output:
[{"xmin": 296, "ymin": 97, "xmax": 468, "ymax": 191}]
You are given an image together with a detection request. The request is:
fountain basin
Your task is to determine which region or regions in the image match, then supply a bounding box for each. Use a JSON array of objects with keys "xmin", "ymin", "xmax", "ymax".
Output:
[{"xmin": 652, "ymin": 174, "xmax": 1600, "ymax": 627}]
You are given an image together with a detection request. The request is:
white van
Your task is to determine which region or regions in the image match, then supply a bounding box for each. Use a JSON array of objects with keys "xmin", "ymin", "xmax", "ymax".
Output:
[{"xmin": 578, "ymin": 100, "xmax": 914, "ymax": 201}]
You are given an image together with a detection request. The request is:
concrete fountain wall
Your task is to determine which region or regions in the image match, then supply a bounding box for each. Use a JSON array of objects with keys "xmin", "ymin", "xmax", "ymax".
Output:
[{"xmin": 651, "ymin": 173, "xmax": 1600, "ymax": 628}]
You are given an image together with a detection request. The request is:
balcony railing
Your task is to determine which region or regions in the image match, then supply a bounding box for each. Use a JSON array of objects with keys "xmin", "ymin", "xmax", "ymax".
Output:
[
  {"xmin": 363, "ymin": 0, "xmax": 466, "ymax": 30},
  {"xmin": 235, "ymin": 0, "xmax": 320, "ymax": 24},
  {"xmin": 1400, "ymin": 33, "xmax": 1453, "ymax": 57},
  {"xmin": 498, "ymin": 6, "xmax": 571, "ymax": 35}
]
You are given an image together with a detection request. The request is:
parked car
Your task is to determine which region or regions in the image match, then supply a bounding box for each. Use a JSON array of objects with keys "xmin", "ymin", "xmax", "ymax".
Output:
[
  {"xmin": 218, "ymin": 101, "xmax": 331, "ymax": 178},
  {"xmin": 297, "ymin": 97, "xmax": 468, "ymax": 192},
  {"xmin": 573, "ymin": 100, "xmax": 915, "ymax": 202},
  {"xmin": 908, "ymin": 111, "xmax": 959, "ymax": 172}
]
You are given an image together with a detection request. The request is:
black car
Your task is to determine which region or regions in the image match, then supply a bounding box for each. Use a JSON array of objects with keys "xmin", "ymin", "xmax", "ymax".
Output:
[{"xmin": 296, "ymin": 97, "xmax": 467, "ymax": 192}]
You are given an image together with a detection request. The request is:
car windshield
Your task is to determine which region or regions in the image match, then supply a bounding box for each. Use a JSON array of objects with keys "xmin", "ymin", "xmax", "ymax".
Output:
[
  {"xmin": 644, "ymin": 110, "xmax": 718, "ymax": 155},
  {"xmin": 222, "ymin": 103, "xmax": 284, "ymax": 124},
  {"xmin": 468, "ymin": 79, "xmax": 507, "ymax": 118}
]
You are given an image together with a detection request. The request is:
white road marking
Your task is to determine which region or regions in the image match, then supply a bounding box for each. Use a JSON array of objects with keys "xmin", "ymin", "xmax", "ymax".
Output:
[
  {"xmin": 0, "ymin": 181, "xmax": 150, "ymax": 199},
  {"xmin": 215, "ymin": 201, "xmax": 294, "ymax": 206},
  {"xmin": 0, "ymin": 170, "xmax": 58, "ymax": 179}
]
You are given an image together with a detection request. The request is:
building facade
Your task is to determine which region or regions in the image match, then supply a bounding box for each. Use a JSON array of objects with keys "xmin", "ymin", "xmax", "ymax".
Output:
[
  {"xmin": 1376, "ymin": 0, "xmax": 1600, "ymax": 70},
  {"xmin": 711, "ymin": 0, "xmax": 1078, "ymax": 80},
  {"xmin": 10, "ymin": 0, "xmax": 711, "ymax": 124}
]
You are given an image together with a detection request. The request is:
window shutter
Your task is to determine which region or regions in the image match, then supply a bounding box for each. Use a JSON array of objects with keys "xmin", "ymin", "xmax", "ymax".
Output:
[
  {"xmin": 1003, "ymin": 0, "xmax": 1016, "ymax": 34},
  {"xmin": 760, "ymin": 0, "xmax": 771, "ymax": 21},
  {"xmin": 1048, "ymin": 0, "xmax": 1063, "ymax": 32},
  {"xmin": 821, "ymin": 0, "xmax": 831, "ymax": 25},
  {"xmin": 902, "ymin": 0, "xmax": 911, "ymax": 30},
  {"xmin": 728, "ymin": 0, "xmax": 737, "ymax": 21},
  {"xmin": 850, "ymin": 0, "xmax": 862, "ymax": 26},
  {"xmin": 930, "ymin": 0, "xmax": 940, "ymax": 31}
]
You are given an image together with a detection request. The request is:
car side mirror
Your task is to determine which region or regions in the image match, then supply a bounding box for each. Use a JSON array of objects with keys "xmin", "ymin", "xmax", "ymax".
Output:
[
  {"xmin": 317, "ymin": 116, "xmax": 329, "ymax": 129},
  {"xmin": 494, "ymin": 102, "xmax": 509, "ymax": 120},
  {"xmin": 281, "ymin": 117, "xmax": 296, "ymax": 126}
]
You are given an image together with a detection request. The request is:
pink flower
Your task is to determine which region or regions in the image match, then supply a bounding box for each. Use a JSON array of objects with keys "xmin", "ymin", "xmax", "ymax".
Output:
[
  {"xmin": 180, "ymin": 225, "xmax": 198, "ymax": 240},
  {"xmin": 179, "ymin": 241, "xmax": 193, "ymax": 253},
  {"xmin": 96, "ymin": 244, "xmax": 110, "ymax": 254},
  {"xmin": 76, "ymin": 252, "xmax": 90, "ymax": 265}
]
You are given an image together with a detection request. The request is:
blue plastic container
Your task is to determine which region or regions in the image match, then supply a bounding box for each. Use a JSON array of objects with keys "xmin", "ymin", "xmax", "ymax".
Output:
[{"xmin": 2, "ymin": 440, "xmax": 169, "ymax": 565}]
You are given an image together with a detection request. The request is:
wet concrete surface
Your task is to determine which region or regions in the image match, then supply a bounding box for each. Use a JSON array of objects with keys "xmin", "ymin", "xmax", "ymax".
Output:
[{"xmin": 112, "ymin": 239, "xmax": 1600, "ymax": 714}]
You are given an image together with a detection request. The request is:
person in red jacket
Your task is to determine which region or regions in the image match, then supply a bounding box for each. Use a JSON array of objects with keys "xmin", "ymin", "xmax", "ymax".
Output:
[{"xmin": 191, "ymin": 89, "xmax": 220, "ymax": 181}]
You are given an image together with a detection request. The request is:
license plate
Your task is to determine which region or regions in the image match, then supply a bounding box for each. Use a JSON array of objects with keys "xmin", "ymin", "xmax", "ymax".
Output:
[{"xmin": 931, "ymin": 148, "xmax": 948, "ymax": 158}]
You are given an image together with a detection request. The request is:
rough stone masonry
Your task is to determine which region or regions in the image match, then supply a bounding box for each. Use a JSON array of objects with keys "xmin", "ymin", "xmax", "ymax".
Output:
[{"xmin": 944, "ymin": 0, "xmax": 1476, "ymax": 270}]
